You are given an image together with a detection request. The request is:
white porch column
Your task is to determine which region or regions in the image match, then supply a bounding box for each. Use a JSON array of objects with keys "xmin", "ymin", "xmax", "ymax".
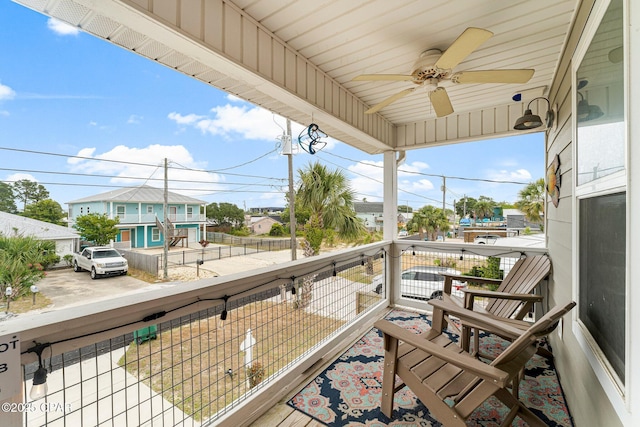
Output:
[
  {"xmin": 382, "ymin": 151, "xmax": 398, "ymax": 240},
  {"xmin": 383, "ymin": 151, "xmax": 401, "ymax": 304}
]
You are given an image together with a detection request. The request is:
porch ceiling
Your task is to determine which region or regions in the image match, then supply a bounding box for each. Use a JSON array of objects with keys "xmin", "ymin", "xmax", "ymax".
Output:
[{"xmin": 15, "ymin": 0, "xmax": 579, "ymax": 153}]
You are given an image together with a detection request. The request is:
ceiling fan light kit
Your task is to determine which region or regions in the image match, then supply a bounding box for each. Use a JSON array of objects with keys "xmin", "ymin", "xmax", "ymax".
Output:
[{"xmin": 354, "ymin": 27, "xmax": 535, "ymax": 118}]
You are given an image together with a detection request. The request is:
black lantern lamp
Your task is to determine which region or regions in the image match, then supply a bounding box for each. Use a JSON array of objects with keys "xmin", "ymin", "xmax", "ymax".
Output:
[{"xmin": 513, "ymin": 97, "xmax": 554, "ymax": 130}]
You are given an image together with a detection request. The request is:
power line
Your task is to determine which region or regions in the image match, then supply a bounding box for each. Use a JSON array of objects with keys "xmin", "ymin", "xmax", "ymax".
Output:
[
  {"xmin": 0, "ymin": 167, "xmax": 281, "ymax": 187},
  {"xmin": 322, "ymin": 151, "xmax": 532, "ymax": 185},
  {"xmin": 0, "ymin": 180, "xmax": 284, "ymax": 194},
  {"xmin": 315, "ymin": 153, "xmax": 446, "ymax": 205},
  {"xmin": 0, "ymin": 146, "xmax": 287, "ymax": 181},
  {"xmin": 170, "ymin": 147, "xmax": 280, "ymax": 173}
]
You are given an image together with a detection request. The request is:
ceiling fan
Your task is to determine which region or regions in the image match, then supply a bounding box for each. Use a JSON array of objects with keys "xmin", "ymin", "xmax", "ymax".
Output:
[{"xmin": 353, "ymin": 27, "xmax": 535, "ymax": 117}]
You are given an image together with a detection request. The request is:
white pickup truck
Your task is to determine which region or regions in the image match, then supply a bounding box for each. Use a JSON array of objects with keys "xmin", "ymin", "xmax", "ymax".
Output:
[{"xmin": 73, "ymin": 247, "xmax": 128, "ymax": 279}]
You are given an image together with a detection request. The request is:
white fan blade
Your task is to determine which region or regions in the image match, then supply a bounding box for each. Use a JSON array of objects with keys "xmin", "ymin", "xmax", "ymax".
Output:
[
  {"xmin": 429, "ymin": 87, "xmax": 454, "ymax": 117},
  {"xmin": 365, "ymin": 88, "xmax": 416, "ymax": 114},
  {"xmin": 353, "ymin": 74, "xmax": 414, "ymax": 81},
  {"xmin": 452, "ymin": 69, "xmax": 534, "ymax": 84},
  {"xmin": 435, "ymin": 28, "xmax": 493, "ymax": 70}
]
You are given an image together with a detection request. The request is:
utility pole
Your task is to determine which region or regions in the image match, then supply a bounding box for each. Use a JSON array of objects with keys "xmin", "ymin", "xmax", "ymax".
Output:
[
  {"xmin": 441, "ymin": 176, "xmax": 446, "ymax": 241},
  {"xmin": 163, "ymin": 158, "xmax": 169, "ymax": 279},
  {"xmin": 463, "ymin": 194, "xmax": 467, "ymax": 217},
  {"xmin": 286, "ymin": 119, "xmax": 297, "ymax": 260}
]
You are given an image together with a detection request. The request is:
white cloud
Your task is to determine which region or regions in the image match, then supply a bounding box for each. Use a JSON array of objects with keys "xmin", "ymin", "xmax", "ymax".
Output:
[
  {"xmin": 168, "ymin": 104, "xmax": 337, "ymax": 150},
  {"xmin": 5, "ymin": 173, "xmax": 38, "ymax": 184},
  {"xmin": 47, "ymin": 18, "xmax": 79, "ymax": 36},
  {"xmin": 67, "ymin": 144, "xmax": 223, "ymax": 196},
  {"xmin": 167, "ymin": 112, "xmax": 205, "ymax": 125},
  {"xmin": 197, "ymin": 104, "xmax": 282, "ymax": 140},
  {"xmin": 406, "ymin": 178, "xmax": 435, "ymax": 192},
  {"xmin": 0, "ymin": 83, "xmax": 16, "ymax": 101},
  {"xmin": 347, "ymin": 160, "xmax": 436, "ymax": 203},
  {"xmin": 127, "ymin": 114, "xmax": 143, "ymax": 124},
  {"xmin": 0, "ymin": 110, "xmax": 9, "ymax": 116},
  {"xmin": 488, "ymin": 168, "xmax": 533, "ymax": 181},
  {"xmin": 67, "ymin": 147, "xmax": 96, "ymax": 165}
]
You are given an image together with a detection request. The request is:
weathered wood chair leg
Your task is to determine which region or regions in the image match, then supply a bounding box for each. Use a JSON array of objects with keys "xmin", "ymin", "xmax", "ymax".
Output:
[{"xmin": 381, "ymin": 334, "xmax": 399, "ymax": 418}]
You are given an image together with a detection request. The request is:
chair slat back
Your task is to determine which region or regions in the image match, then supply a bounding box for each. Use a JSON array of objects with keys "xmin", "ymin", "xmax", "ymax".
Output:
[
  {"xmin": 485, "ymin": 255, "xmax": 551, "ymax": 318},
  {"xmin": 491, "ymin": 301, "xmax": 575, "ymax": 368}
]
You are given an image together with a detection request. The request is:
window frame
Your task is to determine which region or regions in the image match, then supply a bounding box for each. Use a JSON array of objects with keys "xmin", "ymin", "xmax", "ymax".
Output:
[
  {"xmin": 116, "ymin": 205, "xmax": 126, "ymax": 219},
  {"xmin": 571, "ymin": 0, "xmax": 629, "ymax": 416}
]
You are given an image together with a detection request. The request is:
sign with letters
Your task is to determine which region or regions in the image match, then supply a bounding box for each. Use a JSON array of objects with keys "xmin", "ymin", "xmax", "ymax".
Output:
[{"xmin": 0, "ymin": 334, "xmax": 20, "ymax": 401}]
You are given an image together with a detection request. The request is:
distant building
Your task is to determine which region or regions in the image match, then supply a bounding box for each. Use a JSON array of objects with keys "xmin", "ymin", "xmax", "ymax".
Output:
[
  {"xmin": 248, "ymin": 207, "xmax": 285, "ymax": 214},
  {"xmin": 246, "ymin": 216, "xmax": 282, "ymax": 234},
  {"xmin": 354, "ymin": 202, "xmax": 384, "ymax": 231},
  {"xmin": 67, "ymin": 185, "xmax": 206, "ymax": 249},
  {"xmin": 503, "ymin": 208, "xmax": 541, "ymax": 230},
  {"xmin": 0, "ymin": 211, "xmax": 80, "ymax": 266}
]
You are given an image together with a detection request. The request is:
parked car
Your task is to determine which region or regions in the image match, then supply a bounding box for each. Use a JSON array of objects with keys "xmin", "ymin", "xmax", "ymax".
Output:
[
  {"xmin": 398, "ymin": 230, "xmax": 409, "ymax": 237},
  {"xmin": 473, "ymin": 234, "xmax": 501, "ymax": 244},
  {"xmin": 73, "ymin": 247, "xmax": 128, "ymax": 279},
  {"xmin": 372, "ymin": 266, "xmax": 465, "ymax": 300}
]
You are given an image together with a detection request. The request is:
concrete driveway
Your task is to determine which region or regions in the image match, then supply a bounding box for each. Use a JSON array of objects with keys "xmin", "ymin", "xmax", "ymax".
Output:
[
  {"xmin": 36, "ymin": 250, "xmax": 302, "ymax": 311},
  {"xmin": 36, "ymin": 268, "xmax": 164, "ymax": 310}
]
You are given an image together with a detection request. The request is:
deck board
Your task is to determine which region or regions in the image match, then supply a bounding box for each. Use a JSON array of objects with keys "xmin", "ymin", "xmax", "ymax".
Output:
[{"xmin": 250, "ymin": 402, "xmax": 316, "ymax": 426}]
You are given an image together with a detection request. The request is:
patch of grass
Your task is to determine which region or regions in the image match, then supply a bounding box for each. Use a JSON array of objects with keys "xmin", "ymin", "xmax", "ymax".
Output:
[
  {"xmin": 1, "ymin": 294, "xmax": 52, "ymax": 313},
  {"xmin": 338, "ymin": 261, "xmax": 384, "ymax": 284},
  {"xmin": 128, "ymin": 267, "xmax": 163, "ymax": 283},
  {"xmin": 119, "ymin": 301, "xmax": 344, "ymax": 421}
]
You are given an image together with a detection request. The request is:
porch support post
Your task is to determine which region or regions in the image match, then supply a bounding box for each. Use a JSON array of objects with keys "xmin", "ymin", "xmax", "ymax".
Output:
[
  {"xmin": 382, "ymin": 151, "xmax": 398, "ymax": 241},
  {"xmin": 383, "ymin": 151, "xmax": 401, "ymax": 304}
]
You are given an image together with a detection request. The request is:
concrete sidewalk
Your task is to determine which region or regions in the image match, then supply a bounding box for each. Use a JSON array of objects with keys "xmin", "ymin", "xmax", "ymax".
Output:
[{"xmin": 200, "ymin": 249, "xmax": 303, "ymax": 276}]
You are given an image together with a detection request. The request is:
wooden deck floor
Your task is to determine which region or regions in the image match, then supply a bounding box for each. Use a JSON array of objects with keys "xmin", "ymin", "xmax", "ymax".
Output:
[{"xmin": 250, "ymin": 402, "xmax": 319, "ymax": 427}]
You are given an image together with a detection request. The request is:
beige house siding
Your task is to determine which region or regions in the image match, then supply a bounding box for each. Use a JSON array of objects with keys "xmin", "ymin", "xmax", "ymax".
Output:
[
  {"xmin": 546, "ymin": 0, "xmax": 623, "ymax": 425},
  {"xmin": 250, "ymin": 217, "xmax": 279, "ymax": 234}
]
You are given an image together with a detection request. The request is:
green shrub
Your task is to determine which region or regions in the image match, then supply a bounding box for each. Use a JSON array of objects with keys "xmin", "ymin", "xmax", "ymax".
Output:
[{"xmin": 269, "ymin": 223, "xmax": 285, "ymax": 236}]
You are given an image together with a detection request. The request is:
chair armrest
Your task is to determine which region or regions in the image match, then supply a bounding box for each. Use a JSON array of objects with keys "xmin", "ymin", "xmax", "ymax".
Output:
[
  {"xmin": 462, "ymin": 289, "xmax": 543, "ymax": 301},
  {"xmin": 374, "ymin": 319, "xmax": 509, "ymax": 387},
  {"xmin": 442, "ymin": 274, "xmax": 502, "ymax": 286},
  {"xmin": 461, "ymin": 289, "xmax": 543, "ymax": 310},
  {"xmin": 428, "ymin": 299, "xmax": 526, "ymax": 338}
]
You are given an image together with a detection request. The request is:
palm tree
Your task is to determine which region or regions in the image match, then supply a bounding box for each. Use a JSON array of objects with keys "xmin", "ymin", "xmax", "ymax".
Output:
[
  {"xmin": 515, "ymin": 178, "xmax": 545, "ymax": 223},
  {"xmin": 296, "ymin": 162, "xmax": 364, "ymax": 254},
  {"xmin": 473, "ymin": 199, "xmax": 494, "ymax": 220},
  {"xmin": 407, "ymin": 205, "xmax": 449, "ymax": 240}
]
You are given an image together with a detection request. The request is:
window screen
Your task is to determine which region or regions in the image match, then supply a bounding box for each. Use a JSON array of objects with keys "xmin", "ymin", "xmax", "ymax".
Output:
[{"xmin": 579, "ymin": 192, "xmax": 626, "ymax": 382}]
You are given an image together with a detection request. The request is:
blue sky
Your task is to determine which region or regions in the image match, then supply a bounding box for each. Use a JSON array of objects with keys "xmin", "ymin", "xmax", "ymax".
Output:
[{"xmin": 0, "ymin": 1, "xmax": 543, "ymax": 212}]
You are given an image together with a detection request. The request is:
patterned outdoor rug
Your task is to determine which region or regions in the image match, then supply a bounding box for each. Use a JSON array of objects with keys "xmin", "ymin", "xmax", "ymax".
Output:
[{"xmin": 287, "ymin": 309, "xmax": 574, "ymax": 426}]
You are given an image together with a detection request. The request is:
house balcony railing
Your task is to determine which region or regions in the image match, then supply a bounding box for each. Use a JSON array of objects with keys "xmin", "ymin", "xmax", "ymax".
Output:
[
  {"xmin": 2, "ymin": 241, "xmax": 548, "ymax": 427},
  {"xmin": 112, "ymin": 213, "xmax": 207, "ymax": 224}
]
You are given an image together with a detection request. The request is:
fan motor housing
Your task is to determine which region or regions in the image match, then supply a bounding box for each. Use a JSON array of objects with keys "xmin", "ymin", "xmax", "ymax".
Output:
[{"xmin": 412, "ymin": 49, "xmax": 449, "ymax": 81}]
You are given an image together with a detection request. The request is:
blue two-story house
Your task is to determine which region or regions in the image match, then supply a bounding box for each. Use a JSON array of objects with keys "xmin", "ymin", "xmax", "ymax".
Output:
[{"xmin": 67, "ymin": 185, "xmax": 207, "ymax": 249}]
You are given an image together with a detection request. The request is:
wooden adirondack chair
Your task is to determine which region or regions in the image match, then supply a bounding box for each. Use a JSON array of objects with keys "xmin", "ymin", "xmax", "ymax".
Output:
[
  {"xmin": 374, "ymin": 300, "xmax": 575, "ymax": 427},
  {"xmin": 436, "ymin": 254, "xmax": 551, "ymax": 355}
]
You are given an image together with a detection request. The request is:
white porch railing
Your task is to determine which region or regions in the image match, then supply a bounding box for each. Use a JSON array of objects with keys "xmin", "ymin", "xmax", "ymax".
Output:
[
  {"xmin": 114, "ymin": 214, "xmax": 206, "ymax": 224},
  {"xmin": 1, "ymin": 241, "xmax": 548, "ymax": 427},
  {"xmin": 389, "ymin": 240, "xmax": 549, "ymax": 316},
  {"xmin": 3, "ymin": 243, "xmax": 389, "ymax": 427}
]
